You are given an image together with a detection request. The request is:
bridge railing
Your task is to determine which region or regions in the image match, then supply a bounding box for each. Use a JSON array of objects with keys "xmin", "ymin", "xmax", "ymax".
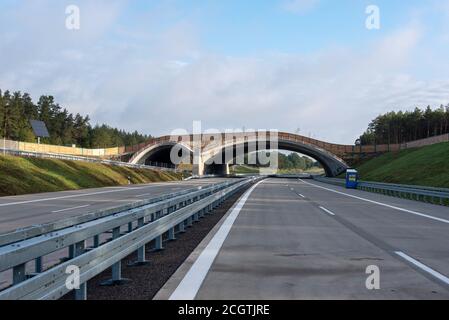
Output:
[
  {"xmin": 313, "ymin": 176, "xmax": 449, "ymax": 206},
  {"xmin": 0, "ymin": 177, "xmax": 258, "ymax": 300}
]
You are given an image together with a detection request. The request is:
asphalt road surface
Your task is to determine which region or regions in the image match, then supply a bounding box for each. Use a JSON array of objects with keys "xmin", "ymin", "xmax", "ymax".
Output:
[
  {"xmin": 0, "ymin": 178, "xmax": 237, "ymax": 234},
  {"xmin": 165, "ymin": 178, "xmax": 449, "ymax": 300}
]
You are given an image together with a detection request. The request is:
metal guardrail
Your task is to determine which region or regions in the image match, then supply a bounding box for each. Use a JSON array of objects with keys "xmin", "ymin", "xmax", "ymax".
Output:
[
  {"xmin": 0, "ymin": 148, "xmax": 177, "ymax": 172},
  {"xmin": 0, "ymin": 177, "xmax": 258, "ymax": 300},
  {"xmin": 0, "ymin": 180, "xmax": 239, "ymax": 247},
  {"xmin": 313, "ymin": 176, "xmax": 449, "ymax": 206}
]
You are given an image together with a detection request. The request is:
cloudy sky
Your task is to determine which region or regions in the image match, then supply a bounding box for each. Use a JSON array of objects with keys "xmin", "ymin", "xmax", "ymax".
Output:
[{"xmin": 1, "ymin": 0, "xmax": 449, "ymax": 144}]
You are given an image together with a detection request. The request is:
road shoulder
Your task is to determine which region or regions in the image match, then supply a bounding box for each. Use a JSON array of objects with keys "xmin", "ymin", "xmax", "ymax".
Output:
[{"xmin": 153, "ymin": 184, "xmax": 252, "ymax": 300}]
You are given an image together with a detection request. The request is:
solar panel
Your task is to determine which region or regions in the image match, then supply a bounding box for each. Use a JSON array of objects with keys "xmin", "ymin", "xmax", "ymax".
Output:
[{"xmin": 29, "ymin": 120, "xmax": 50, "ymax": 138}]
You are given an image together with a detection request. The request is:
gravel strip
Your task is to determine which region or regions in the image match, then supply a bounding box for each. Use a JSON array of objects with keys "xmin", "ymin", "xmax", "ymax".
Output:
[{"xmin": 62, "ymin": 184, "xmax": 251, "ymax": 300}]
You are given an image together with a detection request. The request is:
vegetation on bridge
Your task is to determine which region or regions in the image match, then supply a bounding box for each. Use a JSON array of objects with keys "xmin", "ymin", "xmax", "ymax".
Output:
[
  {"xmin": 0, "ymin": 154, "xmax": 182, "ymax": 197},
  {"xmin": 353, "ymin": 142, "xmax": 449, "ymax": 188}
]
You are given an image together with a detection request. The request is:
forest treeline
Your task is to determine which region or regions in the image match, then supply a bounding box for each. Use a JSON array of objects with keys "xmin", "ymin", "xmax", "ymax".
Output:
[
  {"xmin": 278, "ymin": 152, "xmax": 319, "ymax": 170},
  {"xmin": 248, "ymin": 151, "xmax": 320, "ymax": 170},
  {"xmin": 0, "ymin": 89, "xmax": 150, "ymax": 148},
  {"xmin": 359, "ymin": 105, "xmax": 449, "ymax": 145}
]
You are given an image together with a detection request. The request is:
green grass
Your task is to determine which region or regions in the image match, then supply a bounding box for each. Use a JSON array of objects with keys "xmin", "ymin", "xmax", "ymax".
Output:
[
  {"xmin": 230, "ymin": 165, "xmax": 260, "ymax": 174},
  {"xmin": 353, "ymin": 142, "xmax": 449, "ymax": 188},
  {"xmin": 0, "ymin": 154, "xmax": 183, "ymax": 197}
]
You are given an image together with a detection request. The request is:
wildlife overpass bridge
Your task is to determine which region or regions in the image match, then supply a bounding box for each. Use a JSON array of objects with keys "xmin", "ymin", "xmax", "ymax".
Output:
[{"xmin": 126, "ymin": 132, "xmax": 369, "ymax": 177}]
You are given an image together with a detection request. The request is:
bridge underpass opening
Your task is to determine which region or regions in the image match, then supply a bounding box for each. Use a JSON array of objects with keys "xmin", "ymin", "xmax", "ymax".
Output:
[
  {"xmin": 203, "ymin": 140, "xmax": 348, "ymax": 177},
  {"xmin": 136, "ymin": 143, "xmax": 193, "ymax": 169},
  {"xmin": 204, "ymin": 150, "xmax": 323, "ymax": 176}
]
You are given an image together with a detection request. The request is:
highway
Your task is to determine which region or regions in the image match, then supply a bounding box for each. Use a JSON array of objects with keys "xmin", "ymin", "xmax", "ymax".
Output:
[
  {"xmin": 162, "ymin": 178, "xmax": 449, "ymax": 300},
  {"xmin": 0, "ymin": 178, "xmax": 236, "ymax": 234}
]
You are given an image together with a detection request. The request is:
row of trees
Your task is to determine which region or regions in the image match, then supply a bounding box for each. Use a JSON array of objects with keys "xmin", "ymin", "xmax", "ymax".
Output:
[
  {"xmin": 278, "ymin": 152, "xmax": 320, "ymax": 170},
  {"xmin": 241, "ymin": 152, "xmax": 320, "ymax": 170},
  {"xmin": 0, "ymin": 89, "xmax": 150, "ymax": 148},
  {"xmin": 359, "ymin": 105, "xmax": 449, "ymax": 145}
]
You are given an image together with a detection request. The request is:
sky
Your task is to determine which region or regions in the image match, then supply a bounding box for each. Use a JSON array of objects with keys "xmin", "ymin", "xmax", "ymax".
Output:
[{"xmin": 1, "ymin": 0, "xmax": 449, "ymax": 144}]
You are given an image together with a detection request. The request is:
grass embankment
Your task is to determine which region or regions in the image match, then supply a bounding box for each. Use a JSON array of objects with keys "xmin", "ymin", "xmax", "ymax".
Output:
[
  {"xmin": 0, "ymin": 154, "xmax": 183, "ymax": 197},
  {"xmin": 230, "ymin": 165, "xmax": 260, "ymax": 174},
  {"xmin": 277, "ymin": 167, "xmax": 325, "ymax": 175},
  {"xmin": 353, "ymin": 142, "xmax": 449, "ymax": 188}
]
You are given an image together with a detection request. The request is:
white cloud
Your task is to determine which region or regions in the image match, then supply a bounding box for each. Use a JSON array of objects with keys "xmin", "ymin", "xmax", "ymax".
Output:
[
  {"xmin": 1, "ymin": 2, "xmax": 449, "ymax": 145},
  {"xmin": 282, "ymin": 0, "xmax": 320, "ymax": 14}
]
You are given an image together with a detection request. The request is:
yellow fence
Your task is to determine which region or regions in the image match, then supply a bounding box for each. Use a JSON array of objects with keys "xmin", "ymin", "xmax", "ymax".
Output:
[{"xmin": 1, "ymin": 139, "xmax": 121, "ymax": 158}]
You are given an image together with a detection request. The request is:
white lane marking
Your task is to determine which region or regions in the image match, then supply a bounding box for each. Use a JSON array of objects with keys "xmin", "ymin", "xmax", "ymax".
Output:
[
  {"xmin": 319, "ymin": 206, "xmax": 336, "ymax": 216},
  {"xmin": 298, "ymin": 193, "xmax": 306, "ymax": 198},
  {"xmin": 169, "ymin": 180, "xmax": 265, "ymax": 300},
  {"xmin": 0, "ymin": 183, "xmax": 190, "ymax": 207},
  {"xmin": 395, "ymin": 251, "xmax": 449, "ymax": 285},
  {"xmin": 300, "ymin": 180, "xmax": 449, "ymax": 225},
  {"xmin": 51, "ymin": 205, "xmax": 90, "ymax": 213}
]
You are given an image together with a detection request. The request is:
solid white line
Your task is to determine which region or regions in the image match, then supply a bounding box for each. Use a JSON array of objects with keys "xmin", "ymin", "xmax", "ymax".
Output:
[
  {"xmin": 169, "ymin": 180, "xmax": 265, "ymax": 300},
  {"xmin": 51, "ymin": 204, "xmax": 90, "ymax": 213},
  {"xmin": 395, "ymin": 251, "xmax": 449, "ymax": 285},
  {"xmin": 300, "ymin": 180, "xmax": 449, "ymax": 224},
  {"xmin": 319, "ymin": 206, "xmax": 336, "ymax": 216}
]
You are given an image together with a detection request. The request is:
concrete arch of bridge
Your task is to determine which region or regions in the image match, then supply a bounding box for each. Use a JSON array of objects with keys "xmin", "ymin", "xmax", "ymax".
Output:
[
  {"xmin": 202, "ymin": 140, "xmax": 348, "ymax": 177},
  {"xmin": 130, "ymin": 142, "xmax": 193, "ymax": 167}
]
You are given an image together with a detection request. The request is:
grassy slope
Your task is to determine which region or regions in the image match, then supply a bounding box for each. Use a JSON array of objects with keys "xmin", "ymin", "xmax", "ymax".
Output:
[
  {"xmin": 354, "ymin": 142, "xmax": 449, "ymax": 188},
  {"xmin": 0, "ymin": 154, "xmax": 183, "ymax": 197},
  {"xmin": 230, "ymin": 165, "xmax": 325, "ymax": 175},
  {"xmin": 230, "ymin": 165, "xmax": 260, "ymax": 174}
]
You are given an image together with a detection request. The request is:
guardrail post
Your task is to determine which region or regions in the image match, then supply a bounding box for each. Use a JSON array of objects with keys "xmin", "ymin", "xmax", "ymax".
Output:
[
  {"xmin": 168, "ymin": 227, "xmax": 176, "ymax": 241},
  {"xmin": 179, "ymin": 221, "xmax": 186, "ymax": 233},
  {"xmin": 154, "ymin": 235, "xmax": 164, "ymax": 251},
  {"xmin": 129, "ymin": 218, "xmax": 149, "ymax": 266},
  {"xmin": 193, "ymin": 212, "xmax": 199, "ymax": 222},
  {"xmin": 74, "ymin": 241, "xmax": 87, "ymax": 300},
  {"xmin": 13, "ymin": 263, "xmax": 26, "ymax": 285},
  {"xmin": 35, "ymin": 257, "xmax": 43, "ymax": 274},
  {"xmin": 101, "ymin": 227, "xmax": 129, "ymax": 286},
  {"xmin": 128, "ymin": 222, "xmax": 133, "ymax": 233},
  {"xmin": 68, "ymin": 244, "xmax": 75, "ymax": 259},
  {"xmin": 93, "ymin": 235, "xmax": 100, "ymax": 248},
  {"xmin": 186, "ymin": 216, "xmax": 193, "ymax": 227}
]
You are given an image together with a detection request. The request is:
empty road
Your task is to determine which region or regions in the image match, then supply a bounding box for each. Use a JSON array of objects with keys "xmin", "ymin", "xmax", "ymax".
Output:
[
  {"xmin": 0, "ymin": 178, "xmax": 237, "ymax": 234},
  {"xmin": 163, "ymin": 178, "xmax": 449, "ymax": 300}
]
